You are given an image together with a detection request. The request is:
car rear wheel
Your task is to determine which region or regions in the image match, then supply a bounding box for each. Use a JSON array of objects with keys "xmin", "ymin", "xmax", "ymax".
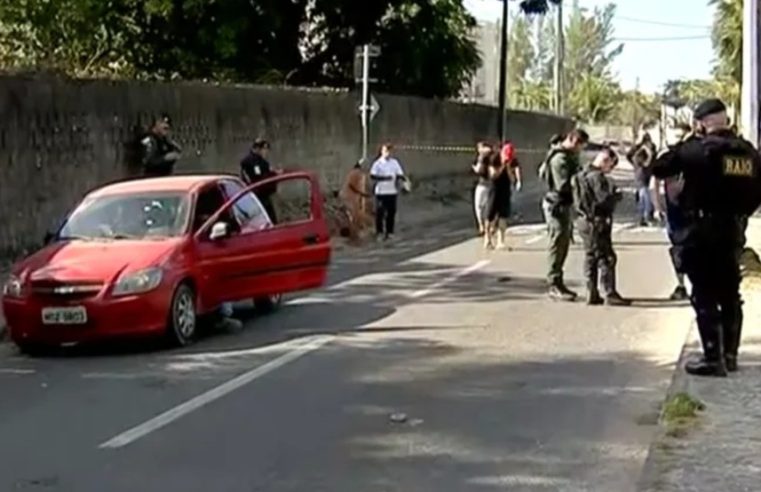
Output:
[
  {"xmin": 254, "ymin": 293, "xmax": 283, "ymax": 314},
  {"xmin": 168, "ymin": 283, "xmax": 197, "ymax": 346}
]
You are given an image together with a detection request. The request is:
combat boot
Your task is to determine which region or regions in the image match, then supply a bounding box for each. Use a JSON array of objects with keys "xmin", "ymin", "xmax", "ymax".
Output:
[
  {"xmin": 605, "ymin": 292, "xmax": 632, "ymax": 306},
  {"xmin": 548, "ymin": 283, "xmax": 576, "ymax": 302},
  {"xmin": 587, "ymin": 290, "xmax": 603, "ymax": 305},
  {"xmin": 670, "ymin": 286, "xmax": 689, "ymax": 301},
  {"xmin": 721, "ymin": 299, "xmax": 743, "ymax": 373},
  {"xmin": 685, "ymin": 356, "xmax": 728, "ymax": 377}
]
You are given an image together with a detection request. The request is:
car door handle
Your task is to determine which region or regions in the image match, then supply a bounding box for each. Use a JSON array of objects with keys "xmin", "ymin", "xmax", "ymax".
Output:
[{"xmin": 303, "ymin": 233, "xmax": 320, "ymax": 245}]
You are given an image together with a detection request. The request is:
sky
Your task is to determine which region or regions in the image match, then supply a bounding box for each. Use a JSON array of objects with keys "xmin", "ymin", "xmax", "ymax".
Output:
[{"xmin": 464, "ymin": 0, "xmax": 716, "ymax": 94}]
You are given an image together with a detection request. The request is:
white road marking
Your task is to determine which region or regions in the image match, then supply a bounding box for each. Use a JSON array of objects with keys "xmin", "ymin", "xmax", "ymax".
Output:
[
  {"xmin": 98, "ymin": 260, "xmax": 491, "ymax": 449},
  {"xmin": 0, "ymin": 368, "xmax": 36, "ymax": 375},
  {"xmin": 407, "ymin": 260, "xmax": 490, "ymax": 300},
  {"xmin": 526, "ymin": 234, "xmax": 545, "ymax": 245},
  {"xmin": 99, "ymin": 335, "xmax": 332, "ymax": 449}
]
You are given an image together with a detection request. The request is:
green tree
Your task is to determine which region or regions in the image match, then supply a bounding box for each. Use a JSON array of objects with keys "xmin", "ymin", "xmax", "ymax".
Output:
[
  {"xmin": 615, "ymin": 90, "xmax": 660, "ymax": 135},
  {"xmin": 507, "ymin": 11, "xmax": 535, "ymax": 107},
  {"xmin": 709, "ymin": 0, "xmax": 742, "ymax": 110},
  {"xmin": 563, "ymin": 1, "xmax": 623, "ymax": 109},
  {"xmin": 568, "ymin": 73, "xmax": 620, "ymax": 123},
  {"xmin": 0, "ymin": 0, "xmax": 481, "ymax": 99}
]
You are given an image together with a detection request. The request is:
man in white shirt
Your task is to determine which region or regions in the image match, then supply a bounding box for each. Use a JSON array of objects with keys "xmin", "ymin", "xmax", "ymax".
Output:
[{"xmin": 370, "ymin": 143, "xmax": 407, "ymax": 240}]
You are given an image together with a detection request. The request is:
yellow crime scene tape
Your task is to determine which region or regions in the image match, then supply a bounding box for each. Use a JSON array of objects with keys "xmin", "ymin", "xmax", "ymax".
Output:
[{"xmin": 394, "ymin": 144, "xmax": 545, "ymax": 154}]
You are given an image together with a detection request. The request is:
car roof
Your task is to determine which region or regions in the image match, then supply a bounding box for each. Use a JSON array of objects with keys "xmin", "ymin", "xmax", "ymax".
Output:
[{"xmin": 88, "ymin": 174, "xmax": 240, "ymax": 198}]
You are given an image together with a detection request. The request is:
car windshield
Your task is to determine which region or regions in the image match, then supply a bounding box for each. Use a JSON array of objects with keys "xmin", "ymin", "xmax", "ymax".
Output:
[{"xmin": 58, "ymin": 192, "xmax": 191, "ymax": 240}]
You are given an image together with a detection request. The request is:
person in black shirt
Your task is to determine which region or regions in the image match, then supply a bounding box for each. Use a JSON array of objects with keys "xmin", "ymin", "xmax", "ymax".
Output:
[
  {"xmin": 240, "ymin": 138, "xmax": 278, "ymax": 222},
  {"xmin": 652, "ymin": 98, "xmax": 761, "ymax": 376},
  {"xmin": 141, "ymin": 115, "xmax": 182, "ymax": 177}
]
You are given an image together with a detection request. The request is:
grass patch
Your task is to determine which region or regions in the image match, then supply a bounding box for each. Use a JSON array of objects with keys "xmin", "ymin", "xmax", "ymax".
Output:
[{"xmin": 662, "ymin": 392, "xmax": 705, "ymax": 438}]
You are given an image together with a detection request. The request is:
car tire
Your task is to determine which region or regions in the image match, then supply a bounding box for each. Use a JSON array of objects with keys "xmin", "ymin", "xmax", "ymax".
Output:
[
  {"xmin": 168, "ymin": 283, "xmax": 198, "ymax": 347},
  {"xmin": 16, "ymin": 342, "xmax": 48, "ymax": 357},
  {"xmin": 254, "ymin": 293, "xmax": 283, "ymax": 314}
]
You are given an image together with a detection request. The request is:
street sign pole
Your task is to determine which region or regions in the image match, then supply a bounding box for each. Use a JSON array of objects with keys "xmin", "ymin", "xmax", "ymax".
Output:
[{"xmin": 361, "ymin": 44, "xmax": 371, "ymax": 163}]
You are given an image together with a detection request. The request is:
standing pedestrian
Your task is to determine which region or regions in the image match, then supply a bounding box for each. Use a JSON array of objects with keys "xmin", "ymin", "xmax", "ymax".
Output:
[
  {"xmin": 240, "ymin": 138, "xmax": 278, "ymax": 223},
  {"xmin": 542, "ymin": 129, "xmax": 590, "ymax": 301},
  {"xmin": 627, "ymin": 132, "xmax": 657, "ymax": 226},
  {"xmin": 340, "ymin": 160, "xmax": 372, "ymax": 243},
  {"xmin": 141, "ymin": 114, "xmax": 182, "ymax": 177},
  {"xmin": 652, "ymin": 98, "xmax": 761, "ymax": 376},
  {"xmin": 485, "ymin": 152, "xmax": 513, "ymax": 250},
  {"xmin": 501, "ymin": 140, "xmax": 523, "ymax": 192},
  {"xmin": 656, "ymin": 123, "xmax": 694, "ymax": 301},
  {"xmin": 472, "ymin": 142, "xmax": 495, "ymax": 237},
  {"xmin": 370, "ymin": 143, "xmax": 407, "ymax": 241},
  {"xmin": 572, "ymin": 148, "xmax": 630, "ymax": 306}
]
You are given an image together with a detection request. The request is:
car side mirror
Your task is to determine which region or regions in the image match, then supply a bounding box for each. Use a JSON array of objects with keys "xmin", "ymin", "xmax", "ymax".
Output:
[
  {"xmin": 43, "ymin": 231, "xmax": 56, "ymax": 245},
  {"xmin": 209, "ymin": 222, "xmax": 229, "ymax": 241}
]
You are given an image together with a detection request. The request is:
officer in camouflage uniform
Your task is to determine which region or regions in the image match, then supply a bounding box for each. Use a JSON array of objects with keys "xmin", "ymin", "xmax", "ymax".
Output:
[
  {"xmin": 653, "ymin": 99, "xmax": 761, "ymax": 377},
  {"xmin": 572, "ymin": 148, "xmax": 630, "ymax": 306},
  {"xmin": 540, "ymin": 129, "xmax": 590, "ymax": 301},
  {"xmin": 141, "ymin": 114, "xmax": 182, "ymax": 177}
]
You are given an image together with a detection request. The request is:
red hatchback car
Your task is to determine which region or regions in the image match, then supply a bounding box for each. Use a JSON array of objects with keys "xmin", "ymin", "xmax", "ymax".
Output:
[{"xmin": 1, "ymin": 172, "xmax": 331, "ymax": 353}]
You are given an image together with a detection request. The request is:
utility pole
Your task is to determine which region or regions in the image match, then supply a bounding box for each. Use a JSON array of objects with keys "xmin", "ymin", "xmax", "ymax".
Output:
[
  {"xmin": 553, "ymin": 1, "xmax": 564, "ymax": 115},
  {"xmin": 360, "ymin": 44, "xmax": 371, "ymax": 161},
  {"xmin": 497, "ymin": 0, "xmax": 509, "ymax": 143},
  {"xmin": 742, "ymin": 0, "xmax": 760, "ymax": 146}
]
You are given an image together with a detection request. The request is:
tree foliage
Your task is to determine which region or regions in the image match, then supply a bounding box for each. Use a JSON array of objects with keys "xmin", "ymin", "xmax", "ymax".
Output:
[
  {"xmin": 0, "ymin": 0, "xmax": 480, "ymax": 98},
  {"xmin": 709, "ymin": 0, "xmax": 742, "ymax": 110},
  {"xmin": 507, "ymin": 0, "xmax": 625, "ymax": 123}
]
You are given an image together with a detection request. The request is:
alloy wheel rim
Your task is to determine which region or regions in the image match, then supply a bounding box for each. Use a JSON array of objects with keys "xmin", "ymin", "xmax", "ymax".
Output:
[{"xmin": 175, "ymin": 291, "xmax": 196, "ymax": 339}]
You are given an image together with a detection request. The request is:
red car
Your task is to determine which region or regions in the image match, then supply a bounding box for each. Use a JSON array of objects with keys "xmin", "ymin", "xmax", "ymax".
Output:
[{"xmin": 1, "ymin": 172, "xmax": 331, "ymax": 353}]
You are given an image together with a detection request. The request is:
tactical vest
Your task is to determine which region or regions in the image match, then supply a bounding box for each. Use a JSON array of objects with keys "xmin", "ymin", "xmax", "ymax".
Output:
[{"xmin": 700, "ymin": 134, "xmax": 761, "ymax": 216}]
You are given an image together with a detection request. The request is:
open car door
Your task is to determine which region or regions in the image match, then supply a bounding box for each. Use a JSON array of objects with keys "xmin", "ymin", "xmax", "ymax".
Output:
[{"xmin": 194, "ymin": 172, "xmax": 331, "ymax": 305}]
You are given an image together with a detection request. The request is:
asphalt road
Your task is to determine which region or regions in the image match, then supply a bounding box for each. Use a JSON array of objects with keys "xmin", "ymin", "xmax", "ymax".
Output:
[{"xmin": 0, "ymin": 198, "xmax": 693, "ymax": 492}]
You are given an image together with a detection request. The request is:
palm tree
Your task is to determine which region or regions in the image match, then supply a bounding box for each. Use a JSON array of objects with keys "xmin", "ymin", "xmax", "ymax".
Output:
[
  {"xmin": 569, "ymin": 73, "xmax": 620, "ymax": 123},
  {"xmin": 710, "ymin": 0, "xmax": 742, "ymax": 109}
]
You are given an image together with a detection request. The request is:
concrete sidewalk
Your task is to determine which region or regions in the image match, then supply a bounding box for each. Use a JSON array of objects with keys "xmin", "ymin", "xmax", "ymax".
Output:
[{"xmin": 638, "ymin": 217, "xmax": 761, "ymax": 491}]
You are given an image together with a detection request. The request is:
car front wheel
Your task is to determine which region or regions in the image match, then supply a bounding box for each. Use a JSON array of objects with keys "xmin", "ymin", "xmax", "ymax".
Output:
[
  {"xmin": 168, "ymin": 283, "xmax": 197, "ymax": 346},
  {"xmin": 254, "ymin": 293, "xmax": 283, "ymax": 314}
]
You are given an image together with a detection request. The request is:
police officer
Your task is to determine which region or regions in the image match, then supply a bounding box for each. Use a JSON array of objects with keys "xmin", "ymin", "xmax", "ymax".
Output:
[
  {"xmin": 141, "ymin": 114, "xmax": 182, "ymax": 177},
  {"xmin": 541, "ymin": 129, "xmax": 590, "ymax": 301},
  {"xmin": 240, "ymin": 138, "xmax": 278, "ymax": 222},
  {"xmin": 572, "ymin": 148, "xmax": 630, "ymax": 306},
  {"xmin": 652, "ymin": 98, "xmax": 761, "ymax": 377}
]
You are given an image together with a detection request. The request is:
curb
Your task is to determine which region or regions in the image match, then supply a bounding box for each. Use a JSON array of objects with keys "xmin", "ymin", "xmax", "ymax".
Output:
[{"xmin": 635, "ymin": 323, "xmax": 696, "ymax": 491}]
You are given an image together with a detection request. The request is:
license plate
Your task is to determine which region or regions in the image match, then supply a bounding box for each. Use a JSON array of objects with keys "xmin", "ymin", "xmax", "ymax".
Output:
[{"xmin": 41, "ymin": 306, "xmax": 88, "ymax": 325}]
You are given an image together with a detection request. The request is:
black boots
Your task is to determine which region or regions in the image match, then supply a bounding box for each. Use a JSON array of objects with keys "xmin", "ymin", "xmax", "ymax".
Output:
[
  {"xmin": 549, "ymin": 282, "xmax": 578, "ymax": 302},
  {"xmin": 685, "ymin": 356, "xmax": 728, "ymax": 377},
  {"xmin": 670, "ymin": 286, "xmax": 689, "ymax": 301}
]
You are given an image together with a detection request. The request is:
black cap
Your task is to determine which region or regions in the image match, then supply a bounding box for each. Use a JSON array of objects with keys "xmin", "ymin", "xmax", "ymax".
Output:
[
  {"xmin": 252, "ymin": 138, "xmax": 270, "ymax": 149},
  {"xmin": 694, "ymin": 98, "xmax": 727, "ymax": 120}
]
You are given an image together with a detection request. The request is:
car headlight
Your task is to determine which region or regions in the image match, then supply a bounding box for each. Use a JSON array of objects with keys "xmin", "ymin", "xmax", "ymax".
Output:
[
  {"xmin": 2, "ymin": 275, "xmax": 24, "ymax": 298},
  {"xmin": 112, "ymin": 268, "xmax": 163, "ymax": 296}
]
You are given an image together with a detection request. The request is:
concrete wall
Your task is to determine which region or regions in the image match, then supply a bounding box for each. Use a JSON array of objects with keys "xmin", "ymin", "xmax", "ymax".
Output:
[{"xmin": 0, "ymin": 75, "xmax": 572, "ymax": 258}]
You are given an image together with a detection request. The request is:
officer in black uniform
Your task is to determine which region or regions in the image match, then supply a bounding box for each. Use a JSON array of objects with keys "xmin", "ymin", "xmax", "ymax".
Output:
[
  {"xmin": 572, "ymin": 148, "xmax": 630, "ymax": 306},
  {"xmin": 652, "ymin": 98, "xmax": 761, "ymax": 377},
  {"xmin": 240, "ymin": 138, "xmax": 278, "ymax": 222},
  {"xmin": 141, "ymin": 114, "xmax": 182, "ymax": 177}
]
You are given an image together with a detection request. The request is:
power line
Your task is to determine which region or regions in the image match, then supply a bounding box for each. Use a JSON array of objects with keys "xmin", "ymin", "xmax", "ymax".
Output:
[
  {"xmin": 616, "ymin": 16, "xmax": 711, "ymax": 29},
  {"xmin": 613, "ymin": 35, "xmax": 712, "ymax": 42}
]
